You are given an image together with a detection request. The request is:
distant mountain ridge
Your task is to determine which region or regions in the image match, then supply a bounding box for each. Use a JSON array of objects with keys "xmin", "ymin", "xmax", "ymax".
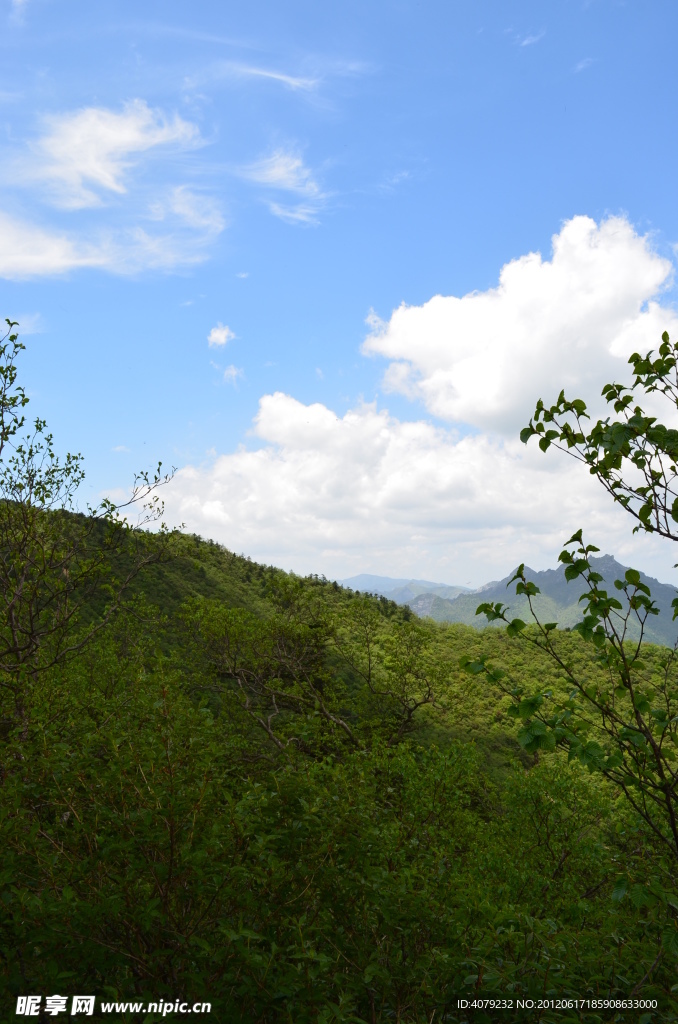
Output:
[
  {"xmin": 339, "ymin": 559, "xmax": 678, "ymax": 647},
  {"xmin": 338, "ymin": 574, "xmax": 472, "ymax": 606}
]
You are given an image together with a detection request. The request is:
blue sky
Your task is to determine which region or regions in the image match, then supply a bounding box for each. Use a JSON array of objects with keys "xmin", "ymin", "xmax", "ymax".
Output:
[{"xmin": 2, "ymin": 0, "xmax": 678, "ymax": 585}]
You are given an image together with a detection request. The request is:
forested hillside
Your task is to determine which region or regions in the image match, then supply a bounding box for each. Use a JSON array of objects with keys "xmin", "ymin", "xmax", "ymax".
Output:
[
  {"xmin": 3, "ymin": 531, "xmax": 678, "ymax": 1022},
  {"xmin": 2, "ymin": 321, "xmax": 678, "ymax": 1023}
]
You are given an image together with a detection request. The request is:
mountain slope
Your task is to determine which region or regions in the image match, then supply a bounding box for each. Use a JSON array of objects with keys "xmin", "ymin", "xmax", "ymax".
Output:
[{"xmin": 410, "ymin": 555, "xmax": 678, "ymax": 647}]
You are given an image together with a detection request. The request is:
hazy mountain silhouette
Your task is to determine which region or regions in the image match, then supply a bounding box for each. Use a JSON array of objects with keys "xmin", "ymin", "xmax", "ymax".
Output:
[{"xmin": 340, "ymin": 558, "xmax": 678, "ymax": 647}]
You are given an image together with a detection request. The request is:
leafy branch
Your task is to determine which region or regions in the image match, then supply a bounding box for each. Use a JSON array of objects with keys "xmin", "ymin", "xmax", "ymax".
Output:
[
  {"xmin": 462, "ymin": 530, "xmax": 678, "ymax": 859},
  {"xmin": 521, "ymin": 330, "xmax": 678, "ymax": 540}
]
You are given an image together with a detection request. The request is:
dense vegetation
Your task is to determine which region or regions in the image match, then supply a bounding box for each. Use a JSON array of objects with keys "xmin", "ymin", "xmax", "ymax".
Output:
[{"xmin": 2, "ymin": 321, "xmax": 678, "ymax": 1022}]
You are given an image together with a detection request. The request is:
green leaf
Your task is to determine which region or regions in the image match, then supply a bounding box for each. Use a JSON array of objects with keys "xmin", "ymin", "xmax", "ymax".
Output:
[
  {"xmin": 517, "ymin": 695, "xmax": 544, "ymax": 719},
  {"xmin": 611, "ymin": 877, "xmax": 627, "ymax": 903},
  {"xmin": 663, "ymin": 925, "xmax": 678, "ymax": 958},
  {"xmin": 629, "ymin": 884, "xmax": 654, "ymax": 909}
]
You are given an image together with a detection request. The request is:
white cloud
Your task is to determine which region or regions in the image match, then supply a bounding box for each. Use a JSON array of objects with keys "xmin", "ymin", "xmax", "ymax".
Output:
[
  {"xmin": 363, "ymin": 216, "xmax": 678, "ymax": 433},
  {"xmin": 186, "ymin": 61, "xmax": 318, "ymax": 92},
  {"xmin": 0, "ymin": 211, "xmax": 108, "ymax": 277},
  {"xmin": 0, "ymin": 210, "xmax": 219, "ymax": 279},
  {"xmin": 242, "ymin": 149, "xmax": 325, "ymax": 224},
  {"xmin": 208, "ymin": 323, "xmax": 235, "ymax": 347},
  {"xmin": 162, "ymin": 391, "xmax": 670, "ymax": 584},
  {"xmin": 243, "ymin": 150, "xmax": 321, "ymax": 196},
  {"xmin": 14, "ymin": 312, "xmax": 42, "ymax": 334},
  {"xmin": 574, "ymin": 58, "xmax": 594, "ymax": 73},
  {"xmin": 520, "ymin": 31, "xmax": 545, "ymax": 46},
  {"xmin": 379, "ymin": 170, "xmax": 411, "ymax": 193},
  {"xmin": 154, "ymin": 215, "xmax": 678, "ymax": 585},
  {"xmin": 223, "ymin": 365, "xmax": 243, "ymax": 384},
  {"xmin": 25, "ymin": 99, "xmax": 199, "ymax": 209},
  {"xmin": 167, "ymin": 187, "xmax": 224, "ymax": 234},
  {"xmin": 267, "ymin": 201, "xmax": 321, "ymax": 225},
  {"xmin": 0, "ymin": 102, "xmax": 223, "ymax": 277}
]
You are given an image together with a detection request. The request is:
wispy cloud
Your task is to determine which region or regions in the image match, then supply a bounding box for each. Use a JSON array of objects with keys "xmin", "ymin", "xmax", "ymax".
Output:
[
  {"xmin": 0, "ymin": 99, "xmax": 224, "ymax": 277},
  {"xmin": 378, "ymin": 169, "xmax": 411, "ymax": 194},
  {"xmin": 223, "ymin": 364, "xmax": 243, "ymax": 384},
  {"xmin": 22, "ymin": 99, "xmax": 199, "ymax": 209},
  {"xmin": 574, "ymin": 57, "xmax": 594, "ymax": 73},
  {"xmin": 0, "ymin": 211, "xmax": 107, "ymax": 277},
  {"xmin": 0, "ymin": 210, "xmax": 221, "ymax": 279},
  {"xmin": 208, "ymin": 323, "xmax": 235, "ymax": 347},
  {"xmin": 9, "ymin": 0, "xmax": 29, "ymax": 23},
  {"xmin": 164, "ymin": 186, "xmax": 225, "ymax": 234},
  {"xmin": 242, "ymin": 150, "xmax": 321, "ymax": 195},
  {"xmin": 14, "ymin": 312, "xmax": 42, "ymax": 334},
  {"xmin": 186, "ymin": 60, "xmax": 318, "ymax": 92},
  {"xmin": 519, "ymin": 30, "xmax": 545, "ymax": 47},
  {"xmin": 267, "ymin": 201, "xmax": 321, "ymax": 225},
  {"xmin": 241, "ymin": 148, "xmax": 326, "ymax": 225}
]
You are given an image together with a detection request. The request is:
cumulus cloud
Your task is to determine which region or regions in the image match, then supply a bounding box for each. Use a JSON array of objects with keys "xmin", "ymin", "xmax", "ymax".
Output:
[
  {"xmin": 24, "ymin": 99, "xmax": 199, "ymax": 209},
  {"xmin": 156, "ymin": 215, "xmax": 678, "ymax": 584},
  {"xmin": 162, "ymin": 391, "xmax": 665, "ymax": 583},
  {"xmin": 363, "ymin": 216, "xmax": 678, "ymax": 433},
  {"xmin": 208, "ymin": 323, "xmax": 235, "ymax": 347}
]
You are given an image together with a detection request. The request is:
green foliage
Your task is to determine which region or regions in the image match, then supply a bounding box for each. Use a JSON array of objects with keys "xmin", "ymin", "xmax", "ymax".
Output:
[
  {"xmin": 466, "ymin": 534, "xmax": 678, "ymax": 861},
  {"xmin": 4, "ymin": 625, "xmax": 677, "ymax": 1020},
  {"xmin": 521, "ymin": 330, "xmax": 678, "ymax": 540}
]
